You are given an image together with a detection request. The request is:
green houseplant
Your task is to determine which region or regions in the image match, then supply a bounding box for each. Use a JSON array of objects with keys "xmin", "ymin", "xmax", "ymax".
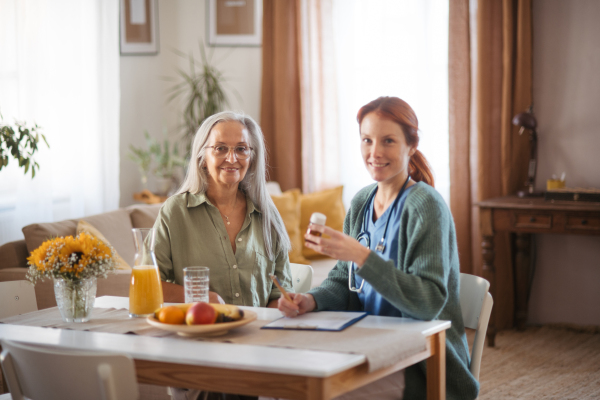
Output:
[
  {"xmin": 0, "ymin": 115, "xmax": 49, "ymax": 178},
  {"xmin": 165, "ymin": 43, "xmax": 235, "ymax": 156},
  {"xmin": 128, "ymin": 131, "xmax": 186, "ymax": 195},
  {"xmin": 127, "ymin": 132, "xmax": 153, "ymax": 190}
]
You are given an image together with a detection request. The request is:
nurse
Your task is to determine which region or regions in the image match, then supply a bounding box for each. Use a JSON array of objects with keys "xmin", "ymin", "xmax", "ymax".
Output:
[{"xmin": 277, "ymin": 96, "xmax": 479, "ymax": 400}]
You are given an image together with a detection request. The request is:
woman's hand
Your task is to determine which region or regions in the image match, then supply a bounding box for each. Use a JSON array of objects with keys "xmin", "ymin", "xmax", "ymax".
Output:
[
  {"xmin": 208, "ymin": 291, "xmax": 225, "ymax": 304},
  {"xmin": 304, "ymin": 224, "xmax": 371, "ymax": 268},
  {"xmin": 278, "ymin": 293, "xmax": 316, "ymax": 317}
]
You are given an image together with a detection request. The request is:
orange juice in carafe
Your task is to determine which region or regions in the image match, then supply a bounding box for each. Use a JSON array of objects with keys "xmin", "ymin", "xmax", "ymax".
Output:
[
  {"xmin": 129, "ymin": 265, "xmax": 163, "ymax": 316},
  {"xmin": 129, "ymin": 228, "xmax": 163, "ymax": 317}
]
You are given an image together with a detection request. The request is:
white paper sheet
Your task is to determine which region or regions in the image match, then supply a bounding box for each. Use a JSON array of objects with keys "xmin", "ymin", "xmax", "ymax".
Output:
[{"xmin": 262, "ymin": 311, "xmax": 367, "ymax": 331}]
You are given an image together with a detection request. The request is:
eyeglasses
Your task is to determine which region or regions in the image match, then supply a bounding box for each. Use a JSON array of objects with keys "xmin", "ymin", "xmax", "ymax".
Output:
[{"xmin": 205, "ymin": 145, "xmax": 253, "ymax": 160}]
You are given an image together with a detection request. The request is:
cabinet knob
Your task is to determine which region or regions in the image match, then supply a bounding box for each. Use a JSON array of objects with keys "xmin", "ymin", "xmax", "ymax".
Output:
[
  {"xmin": 581, "ymin": 219, "xmax": 588, "ymax": 225},
  {"xmin": 529, "ymin": 217, "xmax": 536, "ymax": 223}
]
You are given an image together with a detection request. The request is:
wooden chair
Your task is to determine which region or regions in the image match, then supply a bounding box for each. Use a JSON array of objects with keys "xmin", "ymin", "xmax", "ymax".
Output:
[
  {"xmin": 0, "ymin": 281, "xmax": 37, "ymax": 319},
  {"xmin": 459, "ymin": 273, "xmax": 494, "ymax": 381},
  {"xmin": 0, "ymin": 339, "xmax": 139, "ymax": 400},
  {"xmin": 289, "ymin": 263, "xmax": 314, "ymax": 293}
]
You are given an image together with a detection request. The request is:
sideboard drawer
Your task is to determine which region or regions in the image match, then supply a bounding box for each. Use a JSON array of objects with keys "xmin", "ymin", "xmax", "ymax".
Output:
[
  {"xmin": 514, "ymin": 213, "xmax": 552, "ymax": 229},
  {"xmin": 566, "ymin": 215, "xmax": 600, "ymax": 232}
]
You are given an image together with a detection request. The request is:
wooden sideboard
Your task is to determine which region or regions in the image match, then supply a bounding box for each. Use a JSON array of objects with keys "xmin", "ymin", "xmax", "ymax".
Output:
[{"xmin": 475, "ymin": 195, "xmax": 600, "ymax": 346}]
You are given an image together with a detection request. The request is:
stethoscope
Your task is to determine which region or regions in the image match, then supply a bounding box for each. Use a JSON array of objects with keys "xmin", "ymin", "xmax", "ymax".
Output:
[{"xmin": 349, "ymin": 176, "xmax": 411, "ymax": 293}]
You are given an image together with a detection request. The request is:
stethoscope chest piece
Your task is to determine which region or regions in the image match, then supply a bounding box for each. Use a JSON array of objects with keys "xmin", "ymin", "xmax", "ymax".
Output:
[{"xmin": 375, "ymin": 238, "xmax": 386, "ymax": 252}]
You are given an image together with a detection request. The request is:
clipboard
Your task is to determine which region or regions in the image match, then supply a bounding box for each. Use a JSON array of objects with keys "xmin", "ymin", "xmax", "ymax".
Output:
[{"xmin": 261, "ymin": 311, "xmax": 367, "ymax": 332}]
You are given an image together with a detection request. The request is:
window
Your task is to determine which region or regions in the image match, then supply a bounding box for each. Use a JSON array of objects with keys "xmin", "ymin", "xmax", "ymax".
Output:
[
  {"xmin": 0, "ymin": 0, "xmax": 120, "ymax": 245},
  {"xmin": 333, "ymin": 0, "xmax": 449, "ymax": 206}
]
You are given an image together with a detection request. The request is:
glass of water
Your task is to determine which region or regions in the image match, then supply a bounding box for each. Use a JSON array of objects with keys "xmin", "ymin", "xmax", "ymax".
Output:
[{"xmin": 183, "ymin": 266, "xmax": 209, "ymax": 304}]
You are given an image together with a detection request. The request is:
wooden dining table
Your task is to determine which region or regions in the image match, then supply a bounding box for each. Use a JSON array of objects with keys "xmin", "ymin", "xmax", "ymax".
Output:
[{"xmin": 0, "ymin": 296, "xmax": 450, "ymax": 400}]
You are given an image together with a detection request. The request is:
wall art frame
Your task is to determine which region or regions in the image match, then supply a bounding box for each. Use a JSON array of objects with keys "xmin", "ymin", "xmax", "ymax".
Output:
[
  {"xmin": 120, "ymin": 0, "xmax": 159, "ymax": 55},
  {"xmin": 207, "ymin": 0, "xmax": 262, "ymax": 47}
]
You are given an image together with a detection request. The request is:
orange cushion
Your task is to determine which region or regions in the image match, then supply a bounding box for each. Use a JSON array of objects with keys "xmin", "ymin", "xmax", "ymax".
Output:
[
  {"xmin": 270, "ymin": 189, "xmax": 310, "ymax": 265},
  {"xmin": 300, "ymin": 186, "xmax": 346, "ymax": 259}
]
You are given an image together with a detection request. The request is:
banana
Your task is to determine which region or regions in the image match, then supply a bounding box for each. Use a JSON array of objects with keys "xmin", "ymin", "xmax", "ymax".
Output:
[{"xmin": 210, "ymin": 303, "xmax": 244, "ymax": 322}]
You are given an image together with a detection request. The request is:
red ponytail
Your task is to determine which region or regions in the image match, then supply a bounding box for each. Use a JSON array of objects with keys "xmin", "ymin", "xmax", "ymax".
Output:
[{"xmin": 357, "ymin": 96, "xmax": 435, "ymax": 187}]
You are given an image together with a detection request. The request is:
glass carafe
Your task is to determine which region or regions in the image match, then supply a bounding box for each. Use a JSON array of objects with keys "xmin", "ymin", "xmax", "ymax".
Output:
[{"xmin": 129, "ymin": 228, "xmax": 164, "ymax": 317}]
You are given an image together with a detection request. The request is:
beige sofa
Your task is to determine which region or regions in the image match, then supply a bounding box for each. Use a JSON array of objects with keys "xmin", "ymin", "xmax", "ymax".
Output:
[{"xmin": 0, "ymin": 203, "xmax": 162, "ymax": 310}]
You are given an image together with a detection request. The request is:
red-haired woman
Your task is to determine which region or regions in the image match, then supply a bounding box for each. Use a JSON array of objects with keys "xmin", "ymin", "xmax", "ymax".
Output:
[{"xmin": 278, "ymin": 97, "xmax": 479, "ymax": 399}]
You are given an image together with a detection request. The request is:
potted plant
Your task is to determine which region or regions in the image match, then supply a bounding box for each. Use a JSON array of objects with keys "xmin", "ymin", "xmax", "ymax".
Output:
[
  {"xmin": 165, "ymin": 43, "xmax": 236, "ymax": 157},
  {"xmin": 0, "ymin": 115, "xmax": 49, "ymax": 178},
  {"xmin": 128, "ymin": 131, "xmax": 186, "ymax": 196},
  {"xmin": 148, "ymin": 132, "xmax": 186, "ymax": 195},
  {"xmin": 128, "ymin": 131, "xmax": 154, "ymax": 190}
]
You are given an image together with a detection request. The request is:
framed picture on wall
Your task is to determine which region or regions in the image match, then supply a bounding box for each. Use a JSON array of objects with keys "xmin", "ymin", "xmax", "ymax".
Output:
[
  {"xmin": 208, "ymin": 0, "xmax": 262, "ymax": 46},
  {"xmin": 120, "ymin": 0, "xmax": 159, "ymax": 55}
]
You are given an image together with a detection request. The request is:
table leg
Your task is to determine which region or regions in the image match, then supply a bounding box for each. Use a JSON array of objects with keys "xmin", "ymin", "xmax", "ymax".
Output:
[
  {"xmin": 307, "ymin": 377, "xmax": 327, "ymax": 400},
  {"xmin": 514, "ymin": 233, "xmax": 532, "ymax": 330},
  {"xmin": 481, "ymin": 234, "xmax": 496, "ymax": 347},
  {"xmin": 427, "ymin": 331, "xmax": 446, "ymax": 400}
]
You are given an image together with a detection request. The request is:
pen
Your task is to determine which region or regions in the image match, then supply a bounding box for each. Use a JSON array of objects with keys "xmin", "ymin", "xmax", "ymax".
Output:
[{"xmin": 269, "ymin": 274, "xmax": 293, "ymax": 303}]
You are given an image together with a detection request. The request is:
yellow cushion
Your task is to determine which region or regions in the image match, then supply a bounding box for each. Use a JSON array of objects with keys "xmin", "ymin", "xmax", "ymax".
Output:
[
  {"xmin": 270, "ymin": 189, "xmax": 311, "ymax": 265},
  {"xmin": 76, "ymin": 220, "xmax": 131, "ymax": 270},
  {"xmin": 300, "ymin": 186, "xmax": 346, "ymax": 259}
]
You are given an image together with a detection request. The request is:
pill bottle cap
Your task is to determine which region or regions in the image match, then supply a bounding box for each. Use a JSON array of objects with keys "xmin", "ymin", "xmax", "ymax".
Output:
[{"xmin": 310, "ymin": 212, "xmax": 327, "ymax": 225}]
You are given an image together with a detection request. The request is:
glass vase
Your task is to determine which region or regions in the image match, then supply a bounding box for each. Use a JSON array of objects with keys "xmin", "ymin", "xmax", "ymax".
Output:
[{"xmin": 54, "ymin": 276, "xmax": 97, "ymax": 323}]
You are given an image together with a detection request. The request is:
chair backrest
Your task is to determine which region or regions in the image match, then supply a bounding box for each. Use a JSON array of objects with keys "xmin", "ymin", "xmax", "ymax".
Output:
[
  {"xmin": 289, "ymin": 263, "xmax": 314, "ymax": 293},
  {"xmin": 0, "ymin": 281, "xmax": 38, "ymax": 319},
  {"xmin": 0, "ymin": 339, "xmax": 139, "ymax": 400},
  {"xmin": 459, "ymin": 273, "xmax": 494, "ymax": 381}
]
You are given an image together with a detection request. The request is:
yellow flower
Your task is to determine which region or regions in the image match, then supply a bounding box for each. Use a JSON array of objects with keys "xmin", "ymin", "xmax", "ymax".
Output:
[
  {"xmin": 27, "ymin": 237, "xmax": 65, "ymax": 271},
  {"xmin": 26, "ymin": 232, "xmax": 116, "ymax": 284}
]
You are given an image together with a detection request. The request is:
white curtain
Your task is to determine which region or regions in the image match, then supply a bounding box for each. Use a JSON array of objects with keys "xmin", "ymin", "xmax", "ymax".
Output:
[
  {"xmin": 0, "ymin": 0, "xmax": 120, "ymax": 245},
  {"xmin": 331, "ymin": 0, "xmax": 450, "ymax": 207},
  {"xmin": 299, "ymin": 0, "xmax": 340, "ymax": 194}
]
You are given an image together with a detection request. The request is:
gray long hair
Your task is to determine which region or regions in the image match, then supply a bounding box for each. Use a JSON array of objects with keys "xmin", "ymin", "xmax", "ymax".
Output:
[{"xmin": 176, "ymin": 111, "xmax": 291, "ymax": 259}]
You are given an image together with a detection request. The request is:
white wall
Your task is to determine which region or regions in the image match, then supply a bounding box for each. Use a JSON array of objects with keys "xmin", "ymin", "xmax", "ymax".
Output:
[
  {"xmin": 119, "ymin": 0, "xmax": 262, "ymax": 207},
  {"xmin": 529, "ymin": 0, "xmax": 600, "ymax": 325}
]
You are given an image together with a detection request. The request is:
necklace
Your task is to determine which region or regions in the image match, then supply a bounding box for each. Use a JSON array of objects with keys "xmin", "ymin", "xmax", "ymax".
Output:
[{"xmin": 218, "ymin": 193, "xmax": 238, "ymax": 225}]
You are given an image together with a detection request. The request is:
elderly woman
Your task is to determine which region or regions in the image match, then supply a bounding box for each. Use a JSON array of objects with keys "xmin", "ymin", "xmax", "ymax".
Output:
[
  {"xmin": 278, "ymin": 97, "xmax": 479, "ymax": 400},
  {"xmin": 154, "ymin": 111, "xmax": 294, "ymax": 307}
]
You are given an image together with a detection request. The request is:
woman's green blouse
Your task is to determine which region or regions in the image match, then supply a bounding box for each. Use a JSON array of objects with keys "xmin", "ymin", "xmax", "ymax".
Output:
[{"xmin": 153, "ymin": 192, "xmax": 294, "ymax": 307}]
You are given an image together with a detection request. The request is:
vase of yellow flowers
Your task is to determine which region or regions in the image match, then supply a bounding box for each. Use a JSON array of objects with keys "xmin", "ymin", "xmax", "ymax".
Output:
[{"xmin": 26, "ymin": 232, "xmax": 117, "ymax": 323}]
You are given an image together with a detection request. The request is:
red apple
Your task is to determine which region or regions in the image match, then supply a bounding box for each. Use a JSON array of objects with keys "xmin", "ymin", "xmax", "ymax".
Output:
[{"xmin": 185, "ymin": 302, "xmax": 217, "ymax": 325}]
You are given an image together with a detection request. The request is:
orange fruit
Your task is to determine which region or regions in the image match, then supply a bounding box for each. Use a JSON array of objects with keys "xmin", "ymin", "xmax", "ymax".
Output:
[{"xmin": 157, "ymin": 305, "xmax": 186, "ymax": 325}]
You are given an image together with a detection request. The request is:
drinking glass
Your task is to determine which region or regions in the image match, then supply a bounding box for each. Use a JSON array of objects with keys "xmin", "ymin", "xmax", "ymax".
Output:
[
  {"xmin": 129, "ymin": 228, "xmax": 164, "ymax": 317},
  {"xmin": 184, "ymin": 267, "xmax": 210, "ymax": 304}
]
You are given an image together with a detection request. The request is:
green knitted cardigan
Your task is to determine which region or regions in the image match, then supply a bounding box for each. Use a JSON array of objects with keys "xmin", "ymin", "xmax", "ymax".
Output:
[{"xmin": 308, "ymin": 182, "xmax": 479, "ymax": 400}]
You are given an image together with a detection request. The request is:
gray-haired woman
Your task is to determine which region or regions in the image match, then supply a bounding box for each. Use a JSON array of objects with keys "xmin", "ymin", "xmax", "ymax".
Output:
[{"xmin": 154, "ymin": 111, "xmax": 294, "ymax": 308}]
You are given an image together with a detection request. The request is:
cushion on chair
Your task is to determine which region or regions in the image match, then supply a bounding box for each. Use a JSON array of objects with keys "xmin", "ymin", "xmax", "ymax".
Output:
[
  {"xmin": 300, "ymin": 186, "xmax": 346, "ymax": 259},
  {"xmin": 270, "ymin": 189, "xmax": 310, "ymax": 265}
]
